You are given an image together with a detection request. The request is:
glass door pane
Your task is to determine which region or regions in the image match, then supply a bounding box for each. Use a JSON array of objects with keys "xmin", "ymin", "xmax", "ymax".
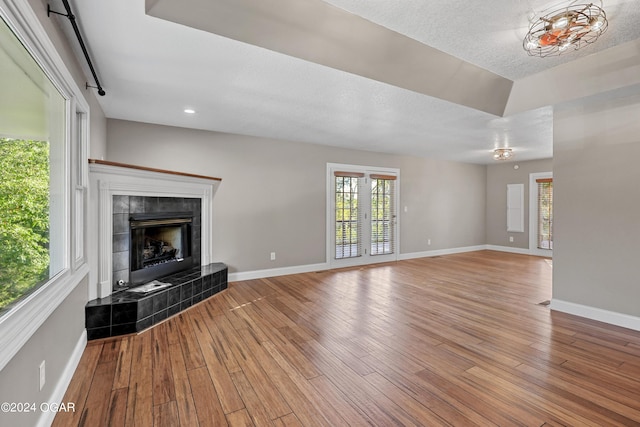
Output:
[
  {"xmin": 335, "ymin": 175, "xmax": 361, "ymax": 259},
  {"xmin": 371, "ymin": 178, "xmax": 395, "ymax": 255},
  {"xmin": 537, "ymin": 181, "xmax": 553, "ymax": 250}
]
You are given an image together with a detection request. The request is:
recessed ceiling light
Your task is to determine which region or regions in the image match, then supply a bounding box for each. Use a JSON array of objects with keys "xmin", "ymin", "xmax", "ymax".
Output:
[{"xmin": 184, "ymin": 108, "xmax": 196, "ymax": 114}]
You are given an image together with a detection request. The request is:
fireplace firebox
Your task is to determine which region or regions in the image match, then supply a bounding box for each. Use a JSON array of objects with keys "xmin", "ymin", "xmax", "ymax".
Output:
[{"xmin": 129, "ymin": 212, "xmax": 194, "ymax": 285}]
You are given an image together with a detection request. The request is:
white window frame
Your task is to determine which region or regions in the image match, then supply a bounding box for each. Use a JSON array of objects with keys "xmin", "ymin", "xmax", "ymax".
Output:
[
  {"xmin": 326, "ymin": 163, "xmax": 400, "ymax": 268},
  {"xmin": 0, "ymin": 0, "xmax": 90, "ymax": 370},
  {"xmin": 529, "ymin": 172, "xmax": 553, "ymax": 257}
]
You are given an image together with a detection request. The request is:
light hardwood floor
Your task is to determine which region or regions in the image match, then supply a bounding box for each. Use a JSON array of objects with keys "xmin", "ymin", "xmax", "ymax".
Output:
[{"xmin": 54, "ymin": 251, "xmax": 640, "ymax": 426}]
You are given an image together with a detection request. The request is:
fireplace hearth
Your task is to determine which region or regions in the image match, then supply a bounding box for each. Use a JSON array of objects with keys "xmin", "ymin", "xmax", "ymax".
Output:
[{"xmin": 86, "ymin": 262, "xmax": 228, "ymax": 340}]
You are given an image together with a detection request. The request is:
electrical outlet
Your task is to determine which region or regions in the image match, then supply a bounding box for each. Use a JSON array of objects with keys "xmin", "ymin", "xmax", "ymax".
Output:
[
  {"xmin": 509, "ymin": 236, "xmax": 514, "ymax": 243},
  {"xmin": 270, "ymin": 252, "xmax": 276, "ymax": 261},
  {"xmin": 427, "ymin": 239, "xmax": 431, "ymax": 246},
  {"xmin": 39, "ymin": 360, "xmax": 46, "ymax": 391}
]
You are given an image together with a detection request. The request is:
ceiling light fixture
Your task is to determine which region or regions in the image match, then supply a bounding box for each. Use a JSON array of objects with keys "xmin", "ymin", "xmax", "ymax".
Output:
[
  {"xmin": 184, "ymin": 108, "xmax": 196, "ymax": 114},
  {"xmin": 523, "ymin": 1, "xmax": 608, "ymax": 57},
  {"xmin": 493, "ymin": 148, "xmax": 514, "ymax": 161}
]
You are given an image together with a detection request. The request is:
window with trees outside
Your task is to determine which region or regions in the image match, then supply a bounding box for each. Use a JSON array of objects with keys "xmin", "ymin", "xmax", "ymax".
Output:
[
  {"xmin": 0, "ymin": 15, "xmax": 68, "ymax": 314},
  {"xmin": 0, "ymin": 0, "xmax": 89, "ymax": 371}
]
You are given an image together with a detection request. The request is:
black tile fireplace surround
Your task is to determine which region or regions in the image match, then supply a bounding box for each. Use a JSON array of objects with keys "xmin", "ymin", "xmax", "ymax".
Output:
[
  {"xmin": 112, "ymin": 195, "xmax": 202, "ymax": 291},
  {"xmin": 86, "ymin": 263, "xmax": 227, "ymax": 340}
]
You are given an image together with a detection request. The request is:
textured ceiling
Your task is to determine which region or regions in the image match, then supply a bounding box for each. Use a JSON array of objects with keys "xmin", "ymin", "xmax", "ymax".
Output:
[
  {"xmin": 54, "ymin": 0, "xmax": 640, "ymax": 164},
  {"xmin": 321, "ymin": 0, "xmax": 640, "ymax": 80}
]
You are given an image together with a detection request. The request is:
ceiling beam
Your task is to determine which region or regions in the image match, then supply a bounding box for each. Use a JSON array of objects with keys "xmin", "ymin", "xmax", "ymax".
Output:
[{"xmin": 146, "ymin": 0, "xmax": 513, "ymax": 116}]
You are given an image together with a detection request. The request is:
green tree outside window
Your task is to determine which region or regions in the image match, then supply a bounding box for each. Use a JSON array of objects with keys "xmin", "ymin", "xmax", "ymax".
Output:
[{"xmin": 0, "ymin": 138, "xmax": 50, "ymax": 311}]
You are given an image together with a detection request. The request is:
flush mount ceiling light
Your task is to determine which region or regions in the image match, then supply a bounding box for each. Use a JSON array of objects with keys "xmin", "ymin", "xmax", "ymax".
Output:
[
  {"xmin": 493, "ymin": 148, "xmax": 514, "ymax": 161},
  {"xmin": 523, "ymin": 1, "xmax": 608, "ymax": 57},
  {"xmin": 184, "ymin": 108, "xmax": 196, "ymax": 114}
]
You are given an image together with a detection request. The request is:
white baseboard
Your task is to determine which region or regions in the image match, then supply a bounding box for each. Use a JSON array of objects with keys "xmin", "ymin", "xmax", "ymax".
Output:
[
  {"xmin": 485, "ymin": 245, "xmax": 533, "ymax": 255},
  {"xmin": 228, "ymin": 245, "xmax": 544, "ymax": 283},
  {"xmin": 550, "ymin": 299, "xmax": 640, "ymax": 332},
  {"xmin": 229, "ymin": 262, "xmax": 329, "ymax": 282},
  {"xmin": 37, "ymin": 330, "xmax": 87, "ymax": 427},
  {"xmin": 229, "ymin": 246, "xmax": 490, "ymax": 282},
  {"xmin": 398, "ymin": 245, "xmax": 487, "ymax": 261}
]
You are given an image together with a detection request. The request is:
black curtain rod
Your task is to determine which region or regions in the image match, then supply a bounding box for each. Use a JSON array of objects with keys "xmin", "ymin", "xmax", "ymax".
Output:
[{"xmin": 48, "ymin": 1, "xmax": 105, "ymax": 96}]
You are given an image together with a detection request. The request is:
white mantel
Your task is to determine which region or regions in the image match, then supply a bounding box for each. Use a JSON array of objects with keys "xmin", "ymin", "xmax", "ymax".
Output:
[{"xmin": 88, "ymin": 160, "xmax": 221, "ymax": 300}]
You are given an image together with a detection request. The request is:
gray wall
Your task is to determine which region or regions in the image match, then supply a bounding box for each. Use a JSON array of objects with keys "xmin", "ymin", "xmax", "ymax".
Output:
[
  {"xmin": 553, "ymin": 89, "xmax": 640, "ymax": 317},
  {"xmin": 0, "ymin": 278, "xmax": 88, "ymax": 427},
  {"xmin": 107, "ymin": 119, "xmax": 487, "ymax": 273},
  {"xmin": 0, "ymin": 2, "xmax": 107, "ymax": 426},
  {"xmin": 486, "ymin": 158, "xmax": 553, "ymax": 249}
]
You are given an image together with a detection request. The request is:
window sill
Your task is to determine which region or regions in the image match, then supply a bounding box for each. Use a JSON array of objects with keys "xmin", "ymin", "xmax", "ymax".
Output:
[{"xmin": 0, "ymin": 263, "xmax": 89, "ymax": 371}]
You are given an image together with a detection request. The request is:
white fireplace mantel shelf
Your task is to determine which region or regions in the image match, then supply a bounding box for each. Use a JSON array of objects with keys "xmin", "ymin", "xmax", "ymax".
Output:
[{"xmin": 88, "ymin": 159, "xmax": 221, "ymax": 300}]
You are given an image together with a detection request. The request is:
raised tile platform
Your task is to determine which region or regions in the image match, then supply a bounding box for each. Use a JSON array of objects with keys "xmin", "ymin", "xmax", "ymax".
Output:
[{"xmin": 85, "ymin": 263, "xmax": 227, "ymax": 340}]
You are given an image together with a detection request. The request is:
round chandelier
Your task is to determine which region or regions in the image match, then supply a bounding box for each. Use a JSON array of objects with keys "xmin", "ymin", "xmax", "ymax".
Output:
[{"xmin": 523, "ymin": 1, "xmax": 608, "ymax": 57}]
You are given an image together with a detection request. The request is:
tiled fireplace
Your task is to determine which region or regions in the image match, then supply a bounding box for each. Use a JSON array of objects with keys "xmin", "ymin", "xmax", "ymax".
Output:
[
  {"xmin": 112, "ymin": 195, "xmax": 202, "ymax": 291},
  {"xmin": 87, "ymin": 160, "xmax": 224, "ymax": 340}
]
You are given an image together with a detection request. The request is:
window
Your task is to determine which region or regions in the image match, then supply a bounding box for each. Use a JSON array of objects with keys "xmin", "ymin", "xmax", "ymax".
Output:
[
  {"xmin": 537, "ymin": 178, "xmax": 553, "ymax": 250},
  {"xmin": 0, "ymin": 15, "xmax": 66, "ymax": 313},
  {"xmin": 0, "ymin": 0, "xmax": 89, "ymax": 370},
  {"xmin": 328, "ymin": 164, "xmax": 399, "ymax": 267}
]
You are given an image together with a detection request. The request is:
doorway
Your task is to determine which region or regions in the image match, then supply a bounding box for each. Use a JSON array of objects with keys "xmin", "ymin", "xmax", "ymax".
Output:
[
  {"xmin": 327, "ymin": 163, "xmax": 399, "ymax": 268},
  {"xmin": 529, "ymin": 172, "xmax": 553, "ymax": 257}
]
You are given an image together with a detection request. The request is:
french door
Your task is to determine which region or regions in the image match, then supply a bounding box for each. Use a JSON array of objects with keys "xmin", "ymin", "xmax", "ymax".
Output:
[{"xmin": 327, "ymin": 164, "xmax": 399, "ymax": 268}]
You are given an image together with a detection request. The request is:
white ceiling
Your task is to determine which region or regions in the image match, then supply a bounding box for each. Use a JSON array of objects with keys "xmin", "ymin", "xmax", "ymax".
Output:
[{"xmin": 55, "ymin": 0, "xmax": 640, "ymax": 164}]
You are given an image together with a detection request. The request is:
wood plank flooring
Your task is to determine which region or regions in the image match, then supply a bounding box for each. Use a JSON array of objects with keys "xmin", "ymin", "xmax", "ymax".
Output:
[{"xmin": 53, "ymin": 251, "xmax": 640, "ymax": 426}]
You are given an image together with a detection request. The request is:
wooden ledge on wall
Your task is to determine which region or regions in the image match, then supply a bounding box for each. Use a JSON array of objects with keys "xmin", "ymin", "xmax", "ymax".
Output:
[{"xmin": 88, "ymin": 159, "xmax": 222, "ymax": 182}]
